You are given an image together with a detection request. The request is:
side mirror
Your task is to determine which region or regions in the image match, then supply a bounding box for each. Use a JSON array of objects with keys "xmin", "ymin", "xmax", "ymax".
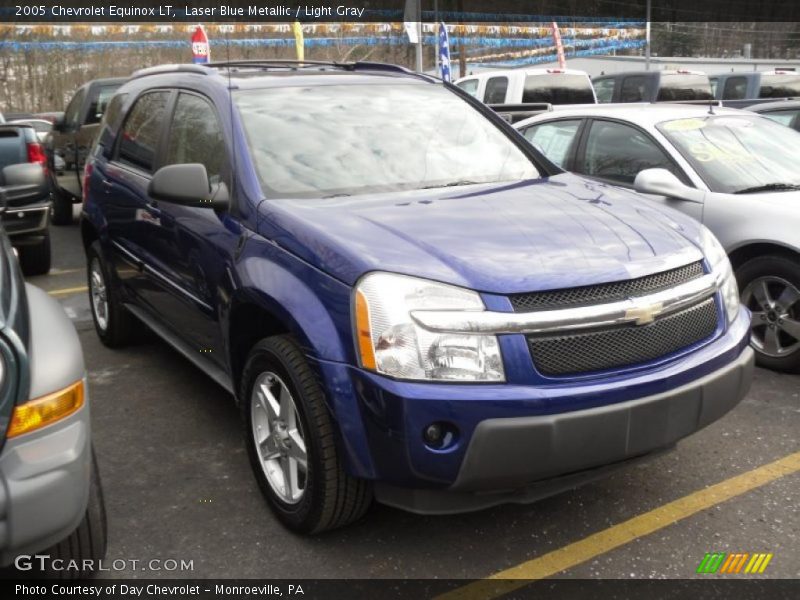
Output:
[
  {"xmin": 148, "ymin": 163, "xmax": 229, "ymax": 210},
  {"xmin": 634, "ymin": 168, "xmax": 704, "ymax": 204},
  {"xmin": 0, "ymin": 163, "xmax": 48, "ymax": 214}
]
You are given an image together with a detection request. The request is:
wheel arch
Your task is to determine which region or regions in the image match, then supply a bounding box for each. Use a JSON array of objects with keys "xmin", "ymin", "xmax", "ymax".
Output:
[
  {"xmin": 728, "ymin": 241, "xmax": 800, "ymax": 270},
  {"xmin": 80, "ymin": 216, "xmax": 99, "ymax": 251}
]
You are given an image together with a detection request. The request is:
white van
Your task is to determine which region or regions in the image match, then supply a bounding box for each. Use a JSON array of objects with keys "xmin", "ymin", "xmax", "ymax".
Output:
[{"xmin": 455, "ymin": 68, "xmax": 597, "ymax": 105}]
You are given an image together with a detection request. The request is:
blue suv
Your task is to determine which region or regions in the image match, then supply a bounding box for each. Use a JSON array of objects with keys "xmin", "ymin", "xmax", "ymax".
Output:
[{"xmin": 81, "ymin": 60, "xmax": 754, "ymax": 533}]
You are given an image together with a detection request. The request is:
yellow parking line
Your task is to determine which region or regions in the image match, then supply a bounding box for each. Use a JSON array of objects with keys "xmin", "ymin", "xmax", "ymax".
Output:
[
  {"xmin": 48, "ymin": 268, "xmax": 83, "ymax": 276},
  {"xmin": 48, "ymin": 285, "xmax": 88, "ymax": 297},
  {"xmin": 438, "ymin": 450, "xmax": 800, "ymax": 600}
]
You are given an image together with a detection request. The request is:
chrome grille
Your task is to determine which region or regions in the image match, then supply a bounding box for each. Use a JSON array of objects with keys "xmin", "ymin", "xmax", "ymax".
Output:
[
  {"xmin": 510, "ymin": 261, "xmax": 705, "ymax": 312},
  {"xmin": 527, "ymin": 297, "xmax": 718, "ymax": 376}
]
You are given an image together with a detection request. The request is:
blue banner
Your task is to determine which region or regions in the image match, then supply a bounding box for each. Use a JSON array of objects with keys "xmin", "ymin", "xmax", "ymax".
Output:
[{"xmin": 438, "ymin": 23, "xmax": 451, "ymax": 82}]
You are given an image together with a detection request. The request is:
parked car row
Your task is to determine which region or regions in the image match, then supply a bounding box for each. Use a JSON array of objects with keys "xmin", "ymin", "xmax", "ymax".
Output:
[{"xmin": 456, "ymin": 67, "xmax": 800, "ymax": 108}]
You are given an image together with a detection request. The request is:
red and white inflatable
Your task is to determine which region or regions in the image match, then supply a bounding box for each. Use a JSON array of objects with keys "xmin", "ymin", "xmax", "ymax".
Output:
[{"xmin": 191, "ymin": 25, "xmax": 210, "ymax": 64}]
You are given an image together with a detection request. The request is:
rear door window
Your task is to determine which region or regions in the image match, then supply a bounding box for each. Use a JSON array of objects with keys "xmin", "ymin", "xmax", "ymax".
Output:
[
  {"xmin": 522, "ymin": 74, "xmax": 595, "ymax": 104},
  {"xmin": 521, "ymin": 120, "xmax": 581, "ymax": 168},
  {"xmin": 578, "ymin": 120, "xmax": 677, "ymax": 185},
  {"xmin": 116, "ymin": 91, "xmax": 171, "ymax": 173},
  {"xmin": 483, "ymin": 77, "xmax": 509, "ymax": 104}
]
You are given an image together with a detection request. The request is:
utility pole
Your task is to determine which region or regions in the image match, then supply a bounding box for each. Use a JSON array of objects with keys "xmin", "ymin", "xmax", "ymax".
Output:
[
  {"xmin": 645, "ymin": 0, "xmax": 651, "ymax": 70},
  {"xmin": 457, "ymin": 0, "xmax": 466, "ymax": 77},
  {"xmin": 415, "ymin": 0, "xmax": 423, "ymax": 72},
  {"xmin": 434, "ymin": 0, "xmax": 439, "ymax": 73}
]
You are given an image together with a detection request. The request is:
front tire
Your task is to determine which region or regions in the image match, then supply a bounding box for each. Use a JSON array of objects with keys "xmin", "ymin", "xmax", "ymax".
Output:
[
  {"xmin": 87, "ymin": 240, "xmax": 136, "ymax": 348},
  {"xmin": 17, "ymin": 231, "xmax": 51, "ymax": 276},
  {"xmin": 241, "ymin": 335, "xmax": 372, "ymax": 533},
  {"xmin": 41, "ymin": 449, "xmax": 108, "ymax": 579},
  {"xmin": 737, "ymin": 254, "xmax": 800, "ymax": 373}
]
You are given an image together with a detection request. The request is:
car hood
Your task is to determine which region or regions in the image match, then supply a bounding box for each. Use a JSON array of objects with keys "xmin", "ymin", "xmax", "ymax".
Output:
[{"xmin": 257, "ymin": 174, "xmax": 705, "ymax": 294}]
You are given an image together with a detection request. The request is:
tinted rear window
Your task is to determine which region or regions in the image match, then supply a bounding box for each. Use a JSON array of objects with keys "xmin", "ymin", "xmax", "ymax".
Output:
[
  {"xmin": 522, "ymin": 74, "xmax": 594, "ymax": 104},
  {"xmin": 657, "ymin": 74, "xmax": 713, "ymax": 101},
  {"xmin": 759, "ymin": 74, "xmax": 800, "ymax": 98},
  {"xmin": 0, "ymin": 131, "xmax": 23, "ymax": 169}
]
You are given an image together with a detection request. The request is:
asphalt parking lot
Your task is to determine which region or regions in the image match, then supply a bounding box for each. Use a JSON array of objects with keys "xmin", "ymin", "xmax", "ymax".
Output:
[{"xmin": 28, "ymin": 211, "xmax": 799, "ymax": 583}]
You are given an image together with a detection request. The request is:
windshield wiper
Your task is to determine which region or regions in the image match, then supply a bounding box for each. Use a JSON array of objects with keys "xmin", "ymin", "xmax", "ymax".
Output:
[
  {"xmin": 419, "ymin": 180, "xmax": 483, "ymax": 190},
  {"xmin": 733, "ymin": 183, "xmax": 800, "ymax": 194},
  {"xmin": 321, "ymin": 193, "xmax": 351, "ymax": 198}
]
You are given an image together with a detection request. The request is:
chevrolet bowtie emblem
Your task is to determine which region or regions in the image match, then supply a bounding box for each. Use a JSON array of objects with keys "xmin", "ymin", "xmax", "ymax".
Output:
[{"xmin": 625, "ymin": 302, "xmax": 664, "ymax": 325}]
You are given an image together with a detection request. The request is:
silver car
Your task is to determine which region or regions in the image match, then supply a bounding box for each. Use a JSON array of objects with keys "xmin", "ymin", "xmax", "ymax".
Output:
[{"xmin": 515, "ymin": 104, "xmax": 800, "ymax": 372}]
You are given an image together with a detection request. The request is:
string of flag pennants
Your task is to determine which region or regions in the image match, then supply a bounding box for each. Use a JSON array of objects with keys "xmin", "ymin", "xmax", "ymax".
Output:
[
  {"xmin": 1, "ymin": 22, "xmax": 644, "ymax": 39},
  {"xmin": 0, "ymin": 36, "xmax": 646, "ymax": 54},
  {"xmin": 0, "ymin": 21, "xmax": 645, "ymax": 68},
  {"xmin": 471, "ymin": 40, "xmax": 647, "ymax": 67}
]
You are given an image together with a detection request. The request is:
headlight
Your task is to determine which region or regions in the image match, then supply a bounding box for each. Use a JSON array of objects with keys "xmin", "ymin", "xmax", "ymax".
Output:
[
  {"xmin": 700, "ymin": 226, "xmax": 739, "ymax": 325},
  {"xmin": 354, "ymin": 273, "xmax": 505, "ymax": 382}
]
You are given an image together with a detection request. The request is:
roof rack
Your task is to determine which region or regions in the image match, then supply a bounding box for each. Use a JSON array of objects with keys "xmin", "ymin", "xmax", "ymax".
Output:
[
  {"xmin": 127, "ymin": 60, "xmax": 437, "ymax": 84},
  {"xmin": 129, "ymin": 63, "xmax": 211, "ymax": 81}
]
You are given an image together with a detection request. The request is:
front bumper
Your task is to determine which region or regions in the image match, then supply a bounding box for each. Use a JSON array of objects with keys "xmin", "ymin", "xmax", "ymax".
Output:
[
  {"xmin": 375, "ymin": 346, "xmax": 753, "ymax": 514},
  {"xmin": 0, "ymin": 388, "xmax": 91, "ymax": 565},
  {"xmin": 313, "ymin": 306, "xmax": 753, "ymax": 513}
]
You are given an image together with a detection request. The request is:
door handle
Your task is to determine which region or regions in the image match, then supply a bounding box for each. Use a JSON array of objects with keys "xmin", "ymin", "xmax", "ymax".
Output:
[{"xmin": 101, "ymin": 178, "xmax": 113, "ymax": 192}]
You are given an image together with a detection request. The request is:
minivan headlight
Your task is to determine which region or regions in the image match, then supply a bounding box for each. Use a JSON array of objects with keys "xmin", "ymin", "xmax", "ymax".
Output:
[
  {"xmin": 701, "ymin": 226, "xmax": 739, "ymax": 325},
  {"xmin": 354, "ymin": 273, "xmax": 505, "ymax": 382}
]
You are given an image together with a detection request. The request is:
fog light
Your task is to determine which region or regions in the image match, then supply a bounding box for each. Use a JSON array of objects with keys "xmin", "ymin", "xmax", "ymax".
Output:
[
  {"xmin": 423, "ymin": 421, "xmax": 459, "ymax": 450},
  {"xmin": 424, "ymin": 423, "xmax": 442, "ymax": 445}
]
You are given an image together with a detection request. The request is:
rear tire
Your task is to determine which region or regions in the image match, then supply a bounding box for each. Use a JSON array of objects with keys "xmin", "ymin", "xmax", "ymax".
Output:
[
  {"xmin": 87, "ymin": 240, "xmax": 136, "ymax": 348},
  {"xmin": 17, "ymin": 230, "xmax": 52, "ymax": 276},
  {"xmin": 737, "ymin": 254, "xmax": 800, "ymax": 373},
  {"xmin": 241, "ymin": 334, "xmax": 372, "ymax": 533},
  {"xmin": 51, "ymin": 190, "xmax": 73, "ymax": 226}
]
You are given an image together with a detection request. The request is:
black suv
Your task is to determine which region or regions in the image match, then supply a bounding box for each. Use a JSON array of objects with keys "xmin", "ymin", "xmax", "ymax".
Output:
[{"xmin": 48, "ymin": 77, "xmax": 124, "ymax": 225}]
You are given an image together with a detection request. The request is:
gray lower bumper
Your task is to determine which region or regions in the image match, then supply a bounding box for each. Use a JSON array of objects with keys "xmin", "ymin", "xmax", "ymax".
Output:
[
  {"xmin": 0, "ymin": 398, "xmax": 91, "ymax": 566},
  {"xmin": 375, "ymin": 347, "xmax": 754, "ymax": 515}
]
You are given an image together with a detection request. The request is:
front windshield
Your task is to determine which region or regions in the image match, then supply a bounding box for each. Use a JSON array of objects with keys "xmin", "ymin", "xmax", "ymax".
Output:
[
  {"xmin": 235, "ymin": 83, "xmax": 539, "ymax": 198},
  {"xmin": 656, "ymin": 115, "xmax": 800, "ymax": 193}
]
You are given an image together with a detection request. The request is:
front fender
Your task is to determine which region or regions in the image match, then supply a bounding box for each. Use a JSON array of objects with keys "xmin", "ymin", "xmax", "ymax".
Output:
[{"xmin": 231, "ymin": 238, "xmax": 376, "ymax": 478}]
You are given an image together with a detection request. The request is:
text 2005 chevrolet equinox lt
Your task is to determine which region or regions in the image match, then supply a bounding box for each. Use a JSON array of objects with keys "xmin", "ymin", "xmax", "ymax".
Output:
[{"xmin": 81, "ymin": 61, "xmax": 754, "ymax": 533}]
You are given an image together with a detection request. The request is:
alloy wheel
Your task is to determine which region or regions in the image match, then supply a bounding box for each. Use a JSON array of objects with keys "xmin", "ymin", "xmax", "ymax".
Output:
[
  {"xmin": 742, "ymin": 276, "xmax": 800, "ymax": 358},
  {"xmin": 89, "ymin": 258, "xmax": 109, "ymax": 332},
  {"xmin": 250, "ymin": 371, "xmax": 308, "ymax": 504}
]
